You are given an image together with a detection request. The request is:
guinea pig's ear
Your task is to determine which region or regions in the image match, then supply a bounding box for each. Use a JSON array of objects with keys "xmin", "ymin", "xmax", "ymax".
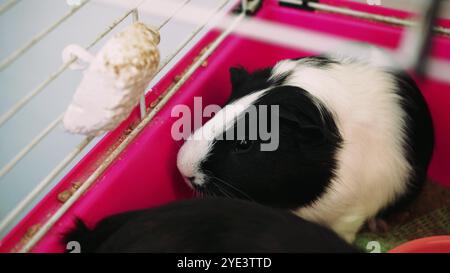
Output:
[{"xmin": 229, "ymin": 66, "xmax": 250, "ymax": 90}]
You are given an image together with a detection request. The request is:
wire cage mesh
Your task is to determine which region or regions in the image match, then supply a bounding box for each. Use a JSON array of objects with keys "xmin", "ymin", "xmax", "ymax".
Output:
[{"xmin": 1, "ymin": 0, "xmax": 450, "ymax": 253}]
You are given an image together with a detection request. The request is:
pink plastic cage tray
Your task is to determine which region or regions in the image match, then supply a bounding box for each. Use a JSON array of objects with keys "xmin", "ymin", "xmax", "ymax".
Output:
[{"xmin": 1, "ymin": 0, "xmax": 450, "ymax": 253}]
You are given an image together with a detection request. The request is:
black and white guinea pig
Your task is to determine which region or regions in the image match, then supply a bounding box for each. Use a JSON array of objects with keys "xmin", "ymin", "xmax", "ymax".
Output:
[
  {"xmin": 176, "ymin": 55, "xmax": 434, "ymax": 242},
  {"xmin": 64, "ymin": 198, "xmax": 358, "ymax": 253}
]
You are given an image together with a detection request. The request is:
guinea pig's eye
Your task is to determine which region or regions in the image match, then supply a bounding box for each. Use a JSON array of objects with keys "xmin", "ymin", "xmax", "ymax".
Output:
[{"xmin": 234, "ymin": 139, "xmax": 253, "ymax": 153}]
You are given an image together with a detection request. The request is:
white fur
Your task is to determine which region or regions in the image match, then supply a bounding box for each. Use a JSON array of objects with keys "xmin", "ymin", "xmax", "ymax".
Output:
[
  {"xmin": 177, "ymin": 90, "xmax": 267, "ymax": 187},
  {"xmin": 271, "ymin": 57, "xmax": 411, "ymax": 242}
]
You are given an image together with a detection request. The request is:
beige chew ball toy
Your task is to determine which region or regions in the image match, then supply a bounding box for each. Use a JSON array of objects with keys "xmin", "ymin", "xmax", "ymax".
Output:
[{"xmin": 62, "ymin": 22, "xmax": 160, "ymax": 136}]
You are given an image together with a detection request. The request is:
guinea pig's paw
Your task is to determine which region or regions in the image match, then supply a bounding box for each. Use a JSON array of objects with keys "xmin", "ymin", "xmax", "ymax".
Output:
[{"xmin": 367, "ymin": 218, "xmax": 390, "ymax": 233}]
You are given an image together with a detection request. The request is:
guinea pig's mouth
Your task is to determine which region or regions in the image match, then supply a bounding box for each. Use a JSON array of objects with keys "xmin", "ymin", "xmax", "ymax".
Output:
[{"xmin": 182, "ymin": 177, "xmax": 212, "ymax": 197}]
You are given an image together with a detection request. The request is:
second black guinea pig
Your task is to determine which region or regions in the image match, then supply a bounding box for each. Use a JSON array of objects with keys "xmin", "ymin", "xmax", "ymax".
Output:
[
  {"xmin": 176, "ymin": 55, "xmax": 434, "ymax": 242},
  {"xmin": 63, "ymin": 198, "xmax": 358, "ymax": 253}
]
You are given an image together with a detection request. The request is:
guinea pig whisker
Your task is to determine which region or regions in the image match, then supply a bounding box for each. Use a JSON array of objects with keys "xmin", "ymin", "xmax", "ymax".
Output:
[
  {"xmin": 202, "ymin": 189, "xmax": 209, "ymax": 198},
  {"xmin": 196, "ymin": 190, "xmax": 203, "ymax": 198},
  {"xmin": 199, "ymin": 186, "xmax": 214, "ymax": 199},
  {"xmin": 202, "ymin": 187, "xmax": 211, "ymax": 198},
  {"xmin": 214, "ymin": 177, "xmax": 246, "ymax": 198},
  {"xmin": 206, "ymin": 187, "xmax": 218, "ymax": 198},
  {"xmin": 219, "ymin": 187, "xmax": 234, "ymax": 199}
]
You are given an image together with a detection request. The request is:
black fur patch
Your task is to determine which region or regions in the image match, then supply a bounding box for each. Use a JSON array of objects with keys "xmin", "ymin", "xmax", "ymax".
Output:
[
  {"xmin": 63, "ymin": 198, "xmax": 358, "ymax": 253},
  {"xmin": 63, "ymin": 211, "xmax": 145, "ymax": 253}
]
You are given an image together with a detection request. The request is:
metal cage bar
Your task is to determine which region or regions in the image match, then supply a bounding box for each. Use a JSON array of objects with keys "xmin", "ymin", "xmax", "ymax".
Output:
[{"xmin": 0, "ymin": 114, "xmax": 64, "ymax": 179}]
